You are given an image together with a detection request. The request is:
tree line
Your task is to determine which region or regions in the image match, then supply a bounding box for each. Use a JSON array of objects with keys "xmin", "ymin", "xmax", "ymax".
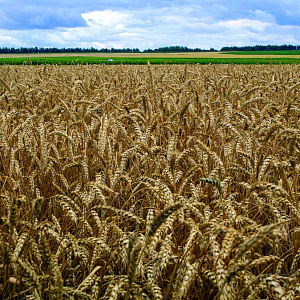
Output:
[
  {"xmin": 0, "ymin": 44, "xmax": 299, "ymax": 54},
  {"xmin": 0, "ymin": 47, "xmax": 141, "ymax": 54},
  {"xmin": 220, "ymin": 44, "xmax": 300, "ymax": 51},
  {"xmin": 0, "ymin": 45, "xmax": 216, "ymax": 54},
  {"xmin": 143, "ymin": 46, "xmax": 217, "ymax": 52}
]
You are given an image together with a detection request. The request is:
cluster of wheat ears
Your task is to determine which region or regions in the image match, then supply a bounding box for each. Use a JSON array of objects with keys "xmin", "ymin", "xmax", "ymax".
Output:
[{"xmin": 0, "ymin": 63, "xmax": 299, "ymax": 299}]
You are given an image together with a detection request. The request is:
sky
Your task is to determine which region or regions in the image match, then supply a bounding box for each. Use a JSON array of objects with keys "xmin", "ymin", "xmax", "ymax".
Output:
[{"xmin": 0, "ymin": 0, "xmax": 300, "ymax": 50}]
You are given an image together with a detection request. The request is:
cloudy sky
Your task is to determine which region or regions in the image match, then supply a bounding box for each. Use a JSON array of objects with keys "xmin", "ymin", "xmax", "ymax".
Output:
[{"xmin": 0, "ymin": 0, "xmax": 300, "ymax": 50}]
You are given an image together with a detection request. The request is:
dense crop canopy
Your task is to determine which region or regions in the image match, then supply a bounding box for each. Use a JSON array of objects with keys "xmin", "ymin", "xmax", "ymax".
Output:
[{"xmin": 0, "ymin": 64, "xmax": 299, "ymax": 299}]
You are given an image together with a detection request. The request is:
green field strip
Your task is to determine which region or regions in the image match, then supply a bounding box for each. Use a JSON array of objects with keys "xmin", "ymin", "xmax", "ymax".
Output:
[{"xmin": 0, "ymin": 56, "xmax": 300, "ymax": 65}]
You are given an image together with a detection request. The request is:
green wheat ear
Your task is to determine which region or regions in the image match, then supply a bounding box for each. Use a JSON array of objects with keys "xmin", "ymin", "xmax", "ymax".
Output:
[
  {"xmin": 199, "ymin": 177, "xmax": 221, "ymax": 189},
  {"xmin": 199, "ymin": 177, "xmax": 220, "ymax": 186}
]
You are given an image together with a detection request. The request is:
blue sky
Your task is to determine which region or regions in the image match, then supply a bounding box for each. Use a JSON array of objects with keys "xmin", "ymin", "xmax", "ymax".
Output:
[{"xmin": 0, "ymin": 0, "xmax": 299, "ymax": 50}]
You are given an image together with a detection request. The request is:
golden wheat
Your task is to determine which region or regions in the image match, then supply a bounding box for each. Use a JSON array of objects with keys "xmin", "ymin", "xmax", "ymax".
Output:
[{"xmin": 0, "ymin": 63, "xmax": 299, "ymax": 299}]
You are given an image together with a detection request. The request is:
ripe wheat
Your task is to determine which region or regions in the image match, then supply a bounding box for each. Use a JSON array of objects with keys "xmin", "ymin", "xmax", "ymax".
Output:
[{"xmin": 0, "ymin": 64, "xmax": 299, "ymax": 299}]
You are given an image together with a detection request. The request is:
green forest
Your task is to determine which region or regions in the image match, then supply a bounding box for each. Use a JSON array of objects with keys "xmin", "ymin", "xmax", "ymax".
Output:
[{"xmin": 0, "ymin": 44, "xmax": 299, "ymax": 54}]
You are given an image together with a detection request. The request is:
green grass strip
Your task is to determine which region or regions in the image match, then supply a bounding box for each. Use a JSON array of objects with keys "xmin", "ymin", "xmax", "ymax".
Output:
[{"xmin": 0, "ymin": 57, "xmax": 299, "ymax": 65}]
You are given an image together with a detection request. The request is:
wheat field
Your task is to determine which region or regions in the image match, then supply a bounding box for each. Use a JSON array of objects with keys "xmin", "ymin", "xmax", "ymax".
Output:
[{"xmin": 0, "ymin": 63, "xmax": 299, "ymax": 299}]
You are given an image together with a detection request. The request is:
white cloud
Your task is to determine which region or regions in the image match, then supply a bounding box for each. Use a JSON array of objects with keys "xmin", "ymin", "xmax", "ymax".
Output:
[
  {"xmin": 217, "ymin": 19, "xmax": 272, "ymax": 32},
  {"xmin": 82, "ymin": 10, "xmax": 134, "ymax": 28},
  {"xmin": 119, "ymin": 32, "xmax": 137, "ymax": 37},
  {"xmin": 250, "ymin": 10, "xmax": 276, "ymax": 23}
]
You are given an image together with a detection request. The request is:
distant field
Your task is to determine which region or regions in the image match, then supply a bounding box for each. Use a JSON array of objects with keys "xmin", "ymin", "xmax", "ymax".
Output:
[
  {"xmin": 223, "ymin": 50, "xmax": 300, "ymax": 55},
  {"xmin": 0, "ymin": 55, "xmax": 299, "ymax": 65}
]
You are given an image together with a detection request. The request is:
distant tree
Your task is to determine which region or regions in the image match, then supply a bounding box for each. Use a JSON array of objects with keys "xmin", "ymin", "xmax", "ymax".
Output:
[{"xmin": 220, "ymin": 44, "xmax": 299, "ymax": 52}]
